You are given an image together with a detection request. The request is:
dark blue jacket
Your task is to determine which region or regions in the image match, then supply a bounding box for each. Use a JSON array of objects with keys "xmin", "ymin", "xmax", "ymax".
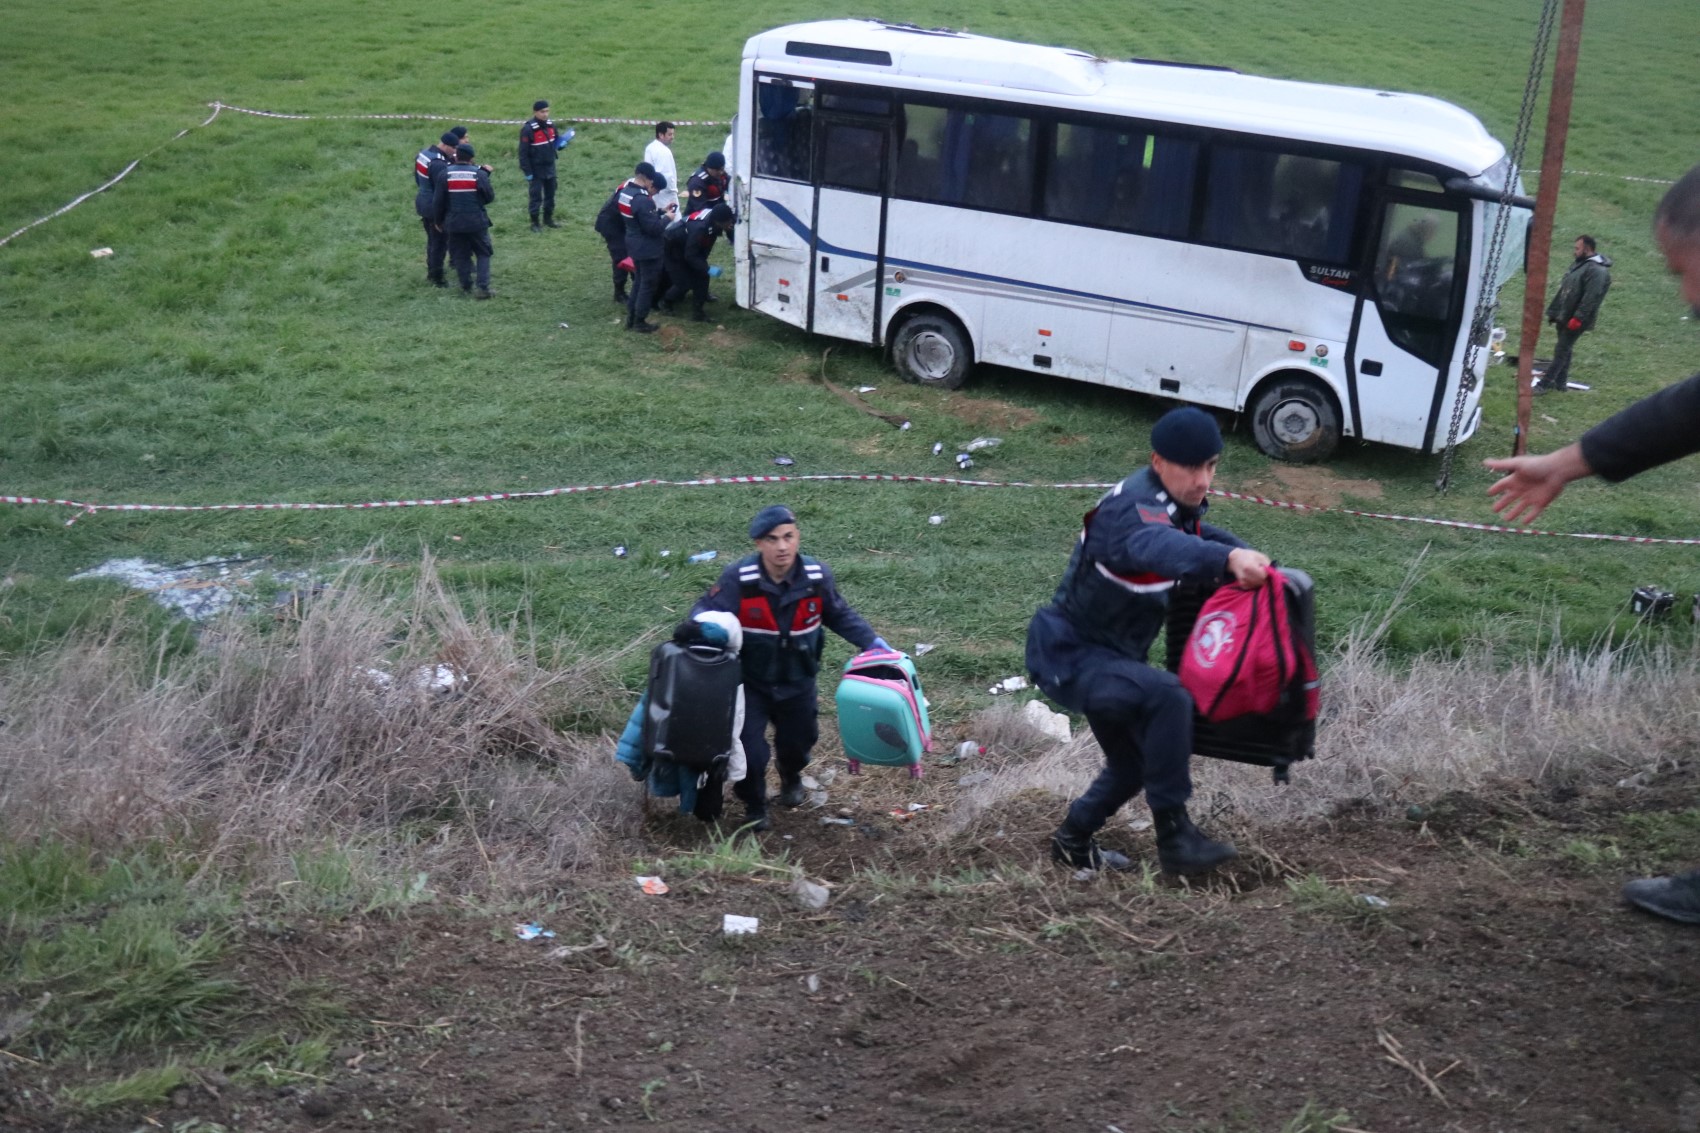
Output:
[
  {"xmin": 685, "ymin": 165, "xmax": 730, "ymax": 212},
  {"xmin": 1031, "ymin": 466, "xmax": 1246, "ymax": 672},
  {"xmin": 414, "ymin": 144, "xmax": 451, "ymax": 218},
  {"xmin": 663, "ymin": 208, "xmax": 724, "ymax": 269},
  {"xmin": 621, "ymin": 183, "xmax": 669, "ymax": 260},
  {"xmin": 595, "ymin": 179, "xmax": 636, "ymax": 242},
  {"xmin": 518, "ymin": 118, "xmax": 560, "ymax": 178},
  {"xmin": 433, "ymin": 161, "xmax": 494, "ymax": 231},
  {"xmin": 692, "ymin": 554, "xmax": 877, "ymax": 689}
]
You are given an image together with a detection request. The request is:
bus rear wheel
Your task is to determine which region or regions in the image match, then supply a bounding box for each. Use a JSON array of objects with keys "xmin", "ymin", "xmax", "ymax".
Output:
[
  {"xmin": 1248, "ymin": 377, "xmax": 1341, "ymax": 463},
  {"xmin": 891, "ymin": 313, "xmax": 972, "ymax": 390}
]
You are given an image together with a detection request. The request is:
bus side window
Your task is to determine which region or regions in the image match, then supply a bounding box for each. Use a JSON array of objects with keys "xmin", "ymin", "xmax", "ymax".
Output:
[
  {"xmin": 894, "ymin": 104, "xmax": 949, "ymax": 202},
  {"xmin": 1204, "ymin": 146, "xmax": 1361, "ymax": 262},
  {"xmin": 960, "ymin": 111, "xmax": 1033, "ymax": 213},
  {"xmin": 819, "ymin": 123, "xmax": 885, "ymax": 194},
  {"xmin": 756, "ymin": 84, "xmax": 814, "ymax": 182}
]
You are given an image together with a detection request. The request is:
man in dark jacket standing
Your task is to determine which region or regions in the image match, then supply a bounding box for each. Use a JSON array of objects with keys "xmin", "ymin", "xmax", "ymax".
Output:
[
  {"xmin": 413, "ymin": 130, "xmax": 463, "ymax": 287},
  {"xmin": 621, "ymin": 168, "xmax": 674, "ymax": 333},
  {"xmin": 1487, "ymin": 162, "xmax": 1700, "ymax": 923},
  {"xmin": 1538, "ymin": 234, "xmax": 1613, "ymax": 392},
  {"xmin": 433, "ymin": 143, "xmax": 495, "ymax": 299},
  {"xmin": 1026, "ymin": 407, "xmax": 1271, "ymax": 876},
  {"xmin": 595, "ymin": 163, "xmax": 652, "ymax": 305},
  {"xmin": 661, "ymin": 203, "xmax": 734, "ymax": 321},
  {"xmin": 693, "ymin": 505, "xmax": 887, "ymax": 831},
  {"xmin": 518, "ymin": 100, "xmax": 561, "ymax": 233}
]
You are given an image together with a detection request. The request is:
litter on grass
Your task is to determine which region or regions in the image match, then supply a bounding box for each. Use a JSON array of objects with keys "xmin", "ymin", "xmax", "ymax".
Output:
[
  {"xmin": 963, "ymin": 437, "xmax": 1002, "ymax": 452},
  {"xmin": 932, "ymin": 442, "xmax": 944, "ymax": 456},
  {"xmin": 914, "ymin": 643, "xmax": 936, "ymax": 656},
  {"xmin": 819, "ymin": 817, "xmax": 855, "ymax": 826},
  {"xmin": 988, "ymin": 676, "xmax": 1030, "ymax": 695},
  {"xmin": 723, "ymin": 914, "xmax": 759, "ymax": 935},
  {"xmin": 70, "ymin": 556, "xmax": 317, "ymax": 623},
  {"xmin": 614, "ymin": 545, "xmax": 628, "ymax": 557},
  {"xmin": 1356, "ymin": 894, "xmax": 1391, "ymax": 909},
  {"xmin": 90, "ymin": 247, "xmax": 114, "ymax": 258},
  {"xmin": 928, "ymin": 515, "xmax": 944, "ymax": 525},
  {"xmin": 855, "ymin": 386, "xmax": 877, "ymax": 394},
  {"xmin": 515, "ymin": 922, "xmax": 556, "ymax": 940},
  {"xmin": 1021, "ymin": 699, "xmax": 1072, "ymax": 741},
  {"xmin": 773, "ymin": 456, "xmax": 795, "ymax": 466},
  {"xmin": 636, "ymin": 876, "xmax": 670, "ymax": 896}
]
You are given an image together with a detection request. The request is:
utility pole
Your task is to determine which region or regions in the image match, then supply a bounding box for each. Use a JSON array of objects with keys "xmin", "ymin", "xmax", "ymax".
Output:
[{"xmin": 1514, "ymin": 0, "xmax": 1586, "ymax": 456}]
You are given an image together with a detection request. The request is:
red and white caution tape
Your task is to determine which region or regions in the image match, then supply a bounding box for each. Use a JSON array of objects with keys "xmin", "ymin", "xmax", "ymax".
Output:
[
  {"xmin": 1559, "ymin": 168, "xmax": 1678, "ymax": 186},
  {"xmin": 0, "ymin": 104, "xmax": 224, "ymax": 249},
  {"xmin": 6, "ymin": 473, "xmax": 1699, "ymax": 545},
  {"xmin": 212, "ymin": 102, "xmax": 729, "ymax": 128}
]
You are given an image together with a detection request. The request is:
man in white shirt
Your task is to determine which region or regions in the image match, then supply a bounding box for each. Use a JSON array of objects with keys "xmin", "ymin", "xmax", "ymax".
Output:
[{"xmin": 643, "ymin": 121, "xmax": 679, "ymax": 215}]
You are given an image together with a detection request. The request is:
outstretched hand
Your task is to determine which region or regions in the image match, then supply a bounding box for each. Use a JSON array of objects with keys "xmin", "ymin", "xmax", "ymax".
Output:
[{"xmin": 1483, "ymin": 443, "xmax": 1594, "ymax": 524}]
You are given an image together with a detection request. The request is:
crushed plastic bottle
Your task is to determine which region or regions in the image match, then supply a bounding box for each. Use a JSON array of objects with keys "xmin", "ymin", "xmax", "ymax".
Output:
[
  {"xmin": 963, "ymin": 437, "xmax": 1002, "ymax": 452},
  {"xmin": 613, "ymin": 545, "xmax": 628, "ymax": 558},
  {"xmin": 688, "ymin": 551, "xmax": 718, "ymax": 564},
  {"xmin": 932, "ymin": 442, "xmax": 944, "ymax": 456},
  {"xmin": 773, "ymin": 456, "xmax": 795, "ymax": 466},
  {"xmin": 956, "ymin": 454, "xmax": 973, "ymax": 470},
  {"xmin": 955, "ymin": 741, "xmax": 985, "ymax": 759}
]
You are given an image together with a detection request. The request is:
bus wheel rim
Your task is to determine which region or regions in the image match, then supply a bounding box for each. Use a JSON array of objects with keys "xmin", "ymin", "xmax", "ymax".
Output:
[
  {"xmin": 908, "ymin": 332, "xmax": 955, "ymax": 380},
  {"xmin": 1271, "ymin": 398, "xmax": 1320, "ymax": 445}
]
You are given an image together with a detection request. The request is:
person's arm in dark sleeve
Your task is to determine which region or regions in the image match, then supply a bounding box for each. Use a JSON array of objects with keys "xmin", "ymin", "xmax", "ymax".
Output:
[
  {"xmin": 690, "ymin": 564, "xmax": 743, "ymax": 619},
  {"xmin": 636, "ymin": 197, "xmax": 670, "ymax": 237},
  {"xmin": 432, "ymin": 174, "xmax": 449, "ymax": 225},
  {"xmin": 1579, "ymin": 372, "xmax": 1700, "ymax": 481},
  {"xmin": 1088, "ymin": 495, "xmax": 1236, "ymax": 584},
  {"xmin": 818, "ymin": 566, "xmax": 878, "ymax": 651}
]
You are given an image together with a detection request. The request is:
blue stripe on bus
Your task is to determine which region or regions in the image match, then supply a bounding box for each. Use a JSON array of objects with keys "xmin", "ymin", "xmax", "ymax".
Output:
[{"xmin": 756, "ymin": 197, "xmax": 1286, "ymax": 334}]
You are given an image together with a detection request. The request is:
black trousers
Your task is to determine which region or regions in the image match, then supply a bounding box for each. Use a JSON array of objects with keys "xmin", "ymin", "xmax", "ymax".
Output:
[
  {"xmin": 627, "ymin": 256, "xmax": 662, "ymax": 324},
  {"xmin": 734, "ymin": 682, "xmax": 819, "ymax": 807},
  {"xmin": 421, "ymin": 217, "xmax": 447, "ymax": 280},
  {"xmin": 447, "ymin": 229, "xmax": 493, "ymax": 289},
  {"xmin": 527, "ymin": 174, "xmax": 557, "ymax": 220},
  {"xmin": 1063, "ymin": 661, "xmax": 1195, "ymax": 833},
  {"xmin": 663, "ymin": 249, "xmax": 710, "ymax": 314},
  {"xmin": 1544, "ymin": 326, "xmax": 1584, "ymax": 389}
]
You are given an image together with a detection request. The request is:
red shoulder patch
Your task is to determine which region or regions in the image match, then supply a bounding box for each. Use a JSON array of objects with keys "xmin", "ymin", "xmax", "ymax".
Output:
[{"xmin": 1136, "ymin": 505, "xmax": 1174, "ymax": 527}]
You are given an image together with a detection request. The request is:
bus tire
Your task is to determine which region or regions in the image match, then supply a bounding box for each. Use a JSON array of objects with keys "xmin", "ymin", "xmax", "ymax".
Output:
[
  {"xmin": 891, "ymin": 312, "xmax": 972, "ymax": 390},
  {"xmin": 1248, "ymin": 377, "xmax": 1341, "ymax": 463}
]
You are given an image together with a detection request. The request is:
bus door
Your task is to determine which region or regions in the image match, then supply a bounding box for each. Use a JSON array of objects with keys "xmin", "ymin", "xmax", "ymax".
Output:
[
  {"xmin": 747, "ymin": 77, "xmax": 816, "ymax": 331},
  {"xmin": 809, "ymin": 102, "xmax": 892, "ymax": 344},
  {"xmin": 1355, "ymin": 194, "xmax": 1466, "ymax": 448}
]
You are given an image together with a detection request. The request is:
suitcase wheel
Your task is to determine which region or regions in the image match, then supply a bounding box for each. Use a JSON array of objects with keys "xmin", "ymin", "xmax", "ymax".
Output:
[
  {"xmin": 847, "ymin": 759, "xmax": 862, "ymax": 776},
  {"xmin": 908, "ymin": 763, "xmax": 923, "ymax": 780}
]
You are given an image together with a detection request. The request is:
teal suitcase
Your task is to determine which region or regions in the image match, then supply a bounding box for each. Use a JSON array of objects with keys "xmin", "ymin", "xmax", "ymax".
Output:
[{"xmin": 834, "ymin": 647, "xmax": 933, "ymax": 779}]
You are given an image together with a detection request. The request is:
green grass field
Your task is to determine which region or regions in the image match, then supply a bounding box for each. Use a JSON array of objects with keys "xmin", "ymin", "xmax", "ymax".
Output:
[{"xmin": 3, "ymin": 0, "xmax": 1699, "ymax": 687}]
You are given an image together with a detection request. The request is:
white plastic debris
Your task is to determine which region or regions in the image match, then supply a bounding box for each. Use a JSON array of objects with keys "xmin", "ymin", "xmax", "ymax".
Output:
[
  {"xmin": 723, "ymin": 914, "xmax": 760, "ymax": 935},
  {"xmin": 515, "ymin": 922, "xmax": 556, "ymax": 940},
  {"xmin": 90, "ymin": 247, "xmax": 114, "ymax": 258},
  {"xmin": 819, "ymin": 817, "xmax": 854, "ymax": 827},
  {"xmin": 803, "ymin": 974, "xmax": 821, "ymax": 994},
  {"xmin": 614, "ymin": 545, "xmax": 628, "ymax": 557},
  {"xmin": 956, "ymin": 454, "xmax": 973, "ymax": 469},
  {"xmin": 954, "ymin": 740, "xmax": 984, "ymax": 759},
  {"xmin": 988, "ymin": 676, "xmax": 1029, "ymax": 695},
  {"xmin": 635, "ymin": 876, "xmax": 669, "ymax": 895},
  {"xmin": 932, "ymin": 442, "xmax": 944, "ymax": 456},
  {"xmin": 928, "ymin": 515, "xmax": 944, "ymax": 525},
  {"xmin": 411, "ymin": 664, "xmax": 463, "ymax": 695},
  {"xmin": 855, "ymin": 385, "xmax": 877, "ymax": 394},
  {"xmin": 963, "ymin": 437, "xmax": 1002, "ymax": 452},
  {"xmin": 1127, "ymin": 818, "xmax": 1153, "ymax": 833},
  {"xmin": 558, "ymin": 322, "xmax": 570, "ymax": 329},
  {"xmin": 1021, "ymin": 699, "xmax": 1072, "ymax": 741},
  {"xmin": 1356, "ymin": 894, "xmax": 1390, "ymax": 909},
  {"xmin": 791, "ymin": 879, "xmax": 831, "ymax": 911},
  {"xmin": 800, "ymin": 774, "xmax": 822, "ymax": 790},
  {"xmin": 808, "ymin": 790, "xmax": 830, "ymax": 808},
  {"xmin": 900, "ymin": 420, "xmax": 912, "ymax": 430},
  {"xmin": 914, "ymin": 643, "xmax": 935, "ymax": 656}
]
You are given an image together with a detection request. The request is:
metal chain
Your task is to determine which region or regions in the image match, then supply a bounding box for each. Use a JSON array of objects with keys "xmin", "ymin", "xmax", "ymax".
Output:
[{"xmin": 1436, "ymin": 0, "xmax": 1561, "ymax": 492}]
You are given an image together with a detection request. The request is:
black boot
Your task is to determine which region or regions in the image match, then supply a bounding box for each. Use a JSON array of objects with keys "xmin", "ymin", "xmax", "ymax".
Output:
[
  {"xmin": 530, "ymin": 219, "xmax": 542, "ymax": 234},
  {"xmin": 690, "ymin": 309, "xmax": 710, "ymax": 323},
  {"xmin": 1153, "ymin": 806, "xmax": 1236, "ymax": 876},
  {"xmin": 739, "ymin": 796, "xmax": 771, "ymax": 833},
  {"xmin": 1049, "ymin": 823, "xmax": 1132, "ymax": 871},
  {"xmin": 778, "ymin": 772, "xmax": 807, "ymax": 809},
  {"xmin": 543, "ymin": 214, "xmax": 559, "ymax": 228},
  {"xmin": 613, "ymin": 290, "xmax": 628, "ymax": 303}
]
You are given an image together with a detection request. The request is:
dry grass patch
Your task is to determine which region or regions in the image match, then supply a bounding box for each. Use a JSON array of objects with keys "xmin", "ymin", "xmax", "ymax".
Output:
[{"xmin": 0, "ymin": 555, "xmax": 641, "ymax": 897}]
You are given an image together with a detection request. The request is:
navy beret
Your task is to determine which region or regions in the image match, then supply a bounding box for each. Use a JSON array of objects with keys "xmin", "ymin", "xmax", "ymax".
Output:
[
  {"xmin": 440, "ymin": 131, "xmax": 461, "ymax": 147},
  {"xmin": 533, "ymin": 99, "xmax": 550, "ymax": 112},
  {"xmin": 1150, "ymin": 407, "xmax": 1223, "ymax": 465},
  {"xmin": 455, "ymin": 143, "xmax": 475, "ymax": 161},
  {"xmin": 749, "ymin": 505, "xmax": 797, "ymax": 540},
  {"xmin": 705, "ymin": 151, "xmax": 726, "ymax": 169}
]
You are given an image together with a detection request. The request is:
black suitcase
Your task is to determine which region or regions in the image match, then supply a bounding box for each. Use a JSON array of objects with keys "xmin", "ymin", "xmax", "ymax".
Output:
[
  {"xmin": 643, "ymin": 639, "xmax": 742, "ymax": 772},
  {"xmin": 1163, "ymin": 567, "xmax": 1318, "ymax": 783}
]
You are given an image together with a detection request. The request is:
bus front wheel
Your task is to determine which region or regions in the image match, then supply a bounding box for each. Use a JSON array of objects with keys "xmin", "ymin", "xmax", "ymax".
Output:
[
  {"xmin": 1248, "ymin": 377, "xmax": 1341, "ymax": 463},
  {"xmin": 891, "ymin": 313, "xmax": 972, "ymax": 390}
]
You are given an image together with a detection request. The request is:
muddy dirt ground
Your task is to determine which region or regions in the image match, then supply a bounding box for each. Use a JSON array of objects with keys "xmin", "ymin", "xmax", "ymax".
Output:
[{"xmin": 7, "ymin": 765, "xmax": 1700, "ymax": 1132}]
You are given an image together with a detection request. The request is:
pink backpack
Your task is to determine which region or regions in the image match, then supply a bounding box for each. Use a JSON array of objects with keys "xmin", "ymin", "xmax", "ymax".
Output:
[{"xmin": 1179, "ymin": 568, "xmax": 1319, "ymax": 724}]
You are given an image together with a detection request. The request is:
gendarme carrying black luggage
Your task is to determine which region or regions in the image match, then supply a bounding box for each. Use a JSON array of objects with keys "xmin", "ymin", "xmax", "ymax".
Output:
[
  {"xmin": 1163, "ymin": 566, "xmax": 1318, "ymax": 784},
  {"xmin": 643, "ymin": 637, "xmax": 742, "ymax": 773}
]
